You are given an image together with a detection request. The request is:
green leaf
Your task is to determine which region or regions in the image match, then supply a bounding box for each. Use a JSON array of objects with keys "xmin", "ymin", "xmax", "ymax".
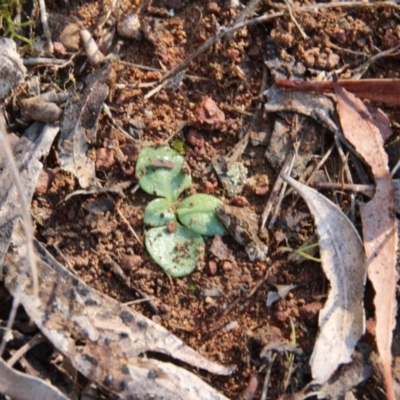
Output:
[
  {"xmin": 145, "ymin": 224, "xmax": 205, "ymax": 278},
  {"xmin": 177, "ymin": 194, "xmax": 226, "ymax": 236},
  {"xmin": 144, "ymin": 198, "xmax": 176, "ymax": 227},
  {"xmin": 136, "ymin": 146, "xmax": 192, "ymax": 201}
]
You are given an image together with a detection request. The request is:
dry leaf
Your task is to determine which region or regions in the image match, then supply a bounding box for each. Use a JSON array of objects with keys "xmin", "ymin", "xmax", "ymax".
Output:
[
  {"xmin": 58, "ymin": 63, "xmax": 111, "ymax": 188},
  {"xmin": 20, "ymin": 91, "xmax": 68, "ymax": 123},
  {"xmin": 281, "ymin": 174, "xmax": 366, "ymax": 384},
  {"xmin": 0, "ymin": 123, "xmax": 59, "ymax": 269},
  {"xmin": 0, "ymin": 358, "xmax": 68, "ymax": 400},
  {"xmin": 333, "ymin": 82, "xmax": 398, "ymax": 400},
  {"xmin": 4, "ymin": 222, "xmax": 233, "ymax": 400},
  {"xmin": 0, "ymin": 38, "xmax": 26, "ymax": 100}
]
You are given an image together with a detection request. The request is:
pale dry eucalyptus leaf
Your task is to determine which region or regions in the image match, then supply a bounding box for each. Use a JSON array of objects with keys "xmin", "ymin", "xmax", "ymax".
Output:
[
  {"xmin": 4, "ymin": 222, "xmax": 233, "ymax": 400},
  {"xmin": 334, "ymin": 82, "xmax": 398, "ymax": 400},
  {"xmin": 0, "ymin": 358, "xmax": 68, "ymax": 400},
  {"xmin": 281, "ymin": 174, "xmax": 366, "ymax": 384},
  {"xmin": 0, "ymin": 123, "xmax": 59, "ymax": 269},
  {"xmin": 58, "ymin": 62, "xmax": 111, "ymax": 188},
  {"xmin": 0, "ymin": 38, "xmax": 26, "ymax": 100}
]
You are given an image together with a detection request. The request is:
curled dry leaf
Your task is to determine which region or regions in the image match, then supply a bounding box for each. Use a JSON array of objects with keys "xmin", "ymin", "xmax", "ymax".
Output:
[
  {"xmin": 4, "ymin": 222, "xmax": 233, "ymax": 400},
  {"xmin": 281, "ymin": 174, "xmax": 366, "ymax": 384},
  {"xmin": 333, "ymin": 82, "xmax": 398, "ymax": 400},
  {"xmin": 58, "ymin": 62, "xmax": 111, "ymax": 188},
  {"xmin": 20, "ymin": 91, "xmax": 68, "ymax": 123}
]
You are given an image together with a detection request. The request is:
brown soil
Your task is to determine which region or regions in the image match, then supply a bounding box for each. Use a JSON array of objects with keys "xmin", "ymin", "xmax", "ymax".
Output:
[{"xmin": 2, "ymin": 0, "xmax": 400, "ymax": 399}]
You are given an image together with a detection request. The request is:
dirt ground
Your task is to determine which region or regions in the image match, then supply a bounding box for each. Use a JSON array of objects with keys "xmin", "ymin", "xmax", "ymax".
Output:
[{"xmin": 1, "ymin": 0, "xmax": 400, "ymax": 399}]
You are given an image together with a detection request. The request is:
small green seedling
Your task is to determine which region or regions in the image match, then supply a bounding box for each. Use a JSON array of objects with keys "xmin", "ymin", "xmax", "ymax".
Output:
[
  {"xmin": 136, "ymin": 146, "xmax": 226, "ymax": 278},
  {"xmin": 0, "ymin": 0, "xmax": 34, "ymax": 51}
]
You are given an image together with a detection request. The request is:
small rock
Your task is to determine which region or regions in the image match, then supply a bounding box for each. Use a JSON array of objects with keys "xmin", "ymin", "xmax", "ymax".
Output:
[
  {"xmin": 221, "ymin": 260, "xmax": 233, "ymax": 272},
  {"xmin": 250, "ymin": 131, "xmax": 268, "ymax": 146},
  {"xmin": 120, "ymin": 254, "xmax": 142, "ymax": 271},
  {"xmin": 53, "ymin": 41, "xmax": 67, "ymax": 57},
  {"xmin": 226, "ymin": 0, "xmax": 240, "ymax": 8},
  {"xmin": 58, "ymin": 22, "xmax": 83, "ymax": 51},
  {"xmin": 35, "ymin": 169, "xmax": 55, "ymax": 195},
  {"xmin": 274, "ymin": 309, "xmax": 291, "ymax": 322},
  {"xmin": 96, "ymin": 148, "xmax": 115, "ymax": 171},
  {"xmin": 208, "ymin": 2, "xmax": 219, "ymax": 13},
  {"xmin": 196, "ymin": 97, "xmax": 225, "ymax": 128},
  {"xmin": 299, "ymin": 301, "xmax": 323, "ymax": 325},
  {"xmin": 117, "ymin": 15, "xmax": 142, "ymax": 40},
  {"xmin": 167, "ymin": 221, "xmax": 177, "ymax": 233},
  {"xmin": 186, "ymin": 128, "xmax": 205, "ymax": 148},
  {"xmin": 121, "ymin": 143, "xmax": 140, "ymax": 163},
  {"xmin": 207, "ymin": 260, "xmax": 218, "ymax": 276}
]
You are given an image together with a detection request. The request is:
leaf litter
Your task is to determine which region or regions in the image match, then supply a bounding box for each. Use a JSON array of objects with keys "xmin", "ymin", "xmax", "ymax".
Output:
[
  {"xmin": 333, "ymin": 82, "xmax": 398, "ymax": 400},
  {"xmin": 1, "ymin": 1, "xmax": 400, "ymax": 398}
]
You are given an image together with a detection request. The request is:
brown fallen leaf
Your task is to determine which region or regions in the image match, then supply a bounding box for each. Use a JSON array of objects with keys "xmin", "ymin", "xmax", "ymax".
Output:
[
  {"xmin": 58, "ymin": 62, "xmax": 111, "ymax": 188},
  {"xmin": 276, "ymin": 79, "xmax": 400, "ymax": 107},
  {"xmin": 4, "ymin": 222, "xmax": 233, "ymax": 400},
  {"xmin": 333, "ymin": 82, "xmax": 398, "ymax": 400},
  {"xmin": 281, "ymin": 174, "xmax": 366, "ymax": 384}
]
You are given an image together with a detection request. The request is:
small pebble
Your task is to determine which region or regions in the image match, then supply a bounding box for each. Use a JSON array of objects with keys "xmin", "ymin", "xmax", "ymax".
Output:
[{"xmin": 96, "ymin": 148, "xmax": 115, "ymax": 171}]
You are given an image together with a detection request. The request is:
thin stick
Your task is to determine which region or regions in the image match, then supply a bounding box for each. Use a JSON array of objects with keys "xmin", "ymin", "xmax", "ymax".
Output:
[
  {"xmin": 38, "ymin": 0, "xmax": 53, "ymax": 54},
  {"xmin": 311, "ymin": 181, "xmax": 375, "ymax": 197},
  {"xmin": 0, "ymin": 286, "xmax": 21, "ymax": 358},
  {"xmin": 284, "ymin": 0, "xmax": 308, "ymax": 39},
  {"xmin": 116, "ymin": 208, "xmax": 141, "ymax": 243},
  {"xmin": 7, "ymin": 333, "xmax": 46, "ymax": 367},
  {"xmin": 260, "ymin": 353, "xmax": 277, "ymax": 400}
]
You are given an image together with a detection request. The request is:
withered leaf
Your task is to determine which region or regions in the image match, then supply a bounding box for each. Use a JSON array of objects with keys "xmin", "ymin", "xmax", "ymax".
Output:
[
  {"xmin": 334, "ymin": 82, "xmax": 398, "ymax": 400},
  {"xmin": 0, "ymin": 123, "xmax": 59, "ymax": 269},
  {"xmin": 58, "ymin": 62, "xmax": 111, "ymax": 188},
  {"xmin": 4, "ymin": 222, "xmax": 233, "ymax": 400},
  {"xmin": 281, "ymin": 174, "xmax": 366, "ymax": 385}
]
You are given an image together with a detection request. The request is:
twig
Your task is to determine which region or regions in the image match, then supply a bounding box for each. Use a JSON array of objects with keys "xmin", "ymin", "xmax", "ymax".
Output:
[
  {"xmin": 38, "ymin": 0, "xmax": 53, "ymax": 54},
  {"xmin": 261, "ymin": 150, "xmax": 296, "ymax": 229},
  {"xmin": 23, "ymin": 57, "xmax": 69, "ymax": 66},
  {"xmin": 311, "ymin": 181, "xmax": 375, "ymax": 197},
  {"xmin": 284, "ymin": 0, "xmax": 308, "ymax": 39},
  {"xmin": 116, "ymin": 208, "xmax": 141, "ymax": 243},
  {"xmin": 268, "ymin": 146, "xmax": 297, "ymax": 230},
  {"xmin": 260, "ymin": 353, "xmax": 277, "ymax": 400},
  {"xmin": 351, "ymin": 44, "xmax": 400, "ymax": 79},
  {"xmin": 7, "ymin": 333, "xmax": 46, "ymax": 367},
  {"xmin": 0, "ymin": 286, "xmax": 21, "ymax": 358},
  {"xmin": 225, "ymin": 0, "xmax": 262, "ymax": 41}
]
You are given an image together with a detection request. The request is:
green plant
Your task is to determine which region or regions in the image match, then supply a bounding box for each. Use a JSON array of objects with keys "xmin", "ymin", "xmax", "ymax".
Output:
[
  {"xmin": 136, "ymin": 146, "xmax": 226, "ymax": 278},
  {"xmin": 0, "ymin": 0, "xmax": 34, "ymax": 51}
]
